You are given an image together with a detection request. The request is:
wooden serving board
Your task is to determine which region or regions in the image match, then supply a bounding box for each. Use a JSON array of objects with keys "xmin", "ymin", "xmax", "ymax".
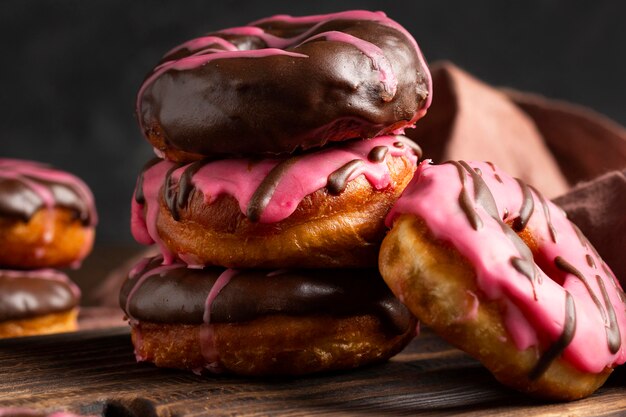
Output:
[{"xmin": 0, "ymin": 327, "xmax": 625, "ymax": 416}]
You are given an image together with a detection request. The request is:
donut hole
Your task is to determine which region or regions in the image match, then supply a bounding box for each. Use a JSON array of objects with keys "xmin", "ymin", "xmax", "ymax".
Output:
[{"xmin": 506, "ymin": 220, "xmax": 566, "ymax": 287}]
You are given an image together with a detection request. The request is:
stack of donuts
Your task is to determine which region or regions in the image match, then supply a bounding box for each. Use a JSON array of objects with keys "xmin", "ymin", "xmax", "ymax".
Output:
[
  {"xmin": 122, "ymin": 10, "xmax": 432, "ymax": 375},
  {"xmin": 0, "ymin": 159, "xmax": 97, "ymax": 338},
  {"xmin": 123, "ymin": 9, "xmax": 626, "ymax": 401}
]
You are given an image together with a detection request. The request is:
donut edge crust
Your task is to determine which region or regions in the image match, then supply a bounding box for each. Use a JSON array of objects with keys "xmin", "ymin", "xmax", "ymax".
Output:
[
  {"xmin": 154, "ymin": 153, "xmax": 416, "ymax": 268},
  {"xmin": 0, "ymin": 308, "xmax": 78, "ymax": 338},
  {"xmin": 0, "ymin": 208, "xmax": 95, "ymax": 269},
  {"xmin": 379, "ymin": 214, "xmax": 610, "ymax": 401},
  {"xmin": 131, "ymin": 314, "xmax": 417, "ymax": 376}
]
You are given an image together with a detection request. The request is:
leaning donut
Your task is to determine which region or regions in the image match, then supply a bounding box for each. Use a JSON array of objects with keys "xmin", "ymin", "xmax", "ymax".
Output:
[
  {"xmin": 137, "ymin": 10, "xmax": 431, "ymax": 161},
  {"xmin": 0, "ymin": 159, "xmax": 97, "ymax": 269},
  {"xmin": 0, "ymin": 268, "xmax": 80, "ymax": 338},
  {"xmin": 379, "ymin": 160, "xmax": 626, "ymax": 400},
  {"xmin": 132, "ymin": 135, "xmax": 420, "ymax": 268},
  {"xmin": 119, "ymin": 256, "xmax": 416, "ymax": 375}
]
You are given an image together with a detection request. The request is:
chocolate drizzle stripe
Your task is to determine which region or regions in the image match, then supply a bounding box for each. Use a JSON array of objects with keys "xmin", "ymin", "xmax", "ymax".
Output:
[
  {"xmin": 529, "ymin": 291, "xmax": 576, "ymax": 380},
  {"xmin": 327, "ymin": 160, "xmax": 364, "ymax": 195},
  {"xmin": 586, "ymin": 255, "xmax": 596, "ymax": 269},
  {"xmin": 246, "ymin": 157, "xmax": 300, "ymax": 222},
  {"xmin": 572, "ymin": 223, "xmax": 588, "ymax": 249},
  {"xmin": 555, "ymin": 256, "xmax": 608, "ymax": 327},
  {"xmin": 163, "ymin": 164, "xmax": 183, "ymax": 221},
  {"xmin": 447, "ymin": 161, "xmax": 482, "ymax": 230},
  {"xmin": 486, "ymin": 161, "xmax": 503, "ymax": 183},
  {"xmin": 529, "ymin": 185, "xmax": 557, "ymax": 243},
  {"xmin": 367, "ymin": 146, "xmax": 388, "ymax": 163},
  {"xmin": 459, "ymin": 161, "xmax": 499, "ymax": 218},
  {"xmin": 474, "ymin": 167, "xmax": 482, "ymax": 176},
  {"xmin": 394, "ymin": 137, "xmax": 423, "ymax": 158},
  {"xmin": 512, "ymin": 178, "xmax": 534, "ymax": 232},
  {"xmin": 596, "ymin": 274, "xmax": 621, "ymax": 353},
  {"xmin": 177, "ymin": 159, "xmax": 209, "ymax": 210},
  {"xmin": 135, "ymin": 158, "xmax": 162, "ymax": 204},
  {"xmin": 510, "ymin": 257, "xmax": 537, "ymax": 299}
]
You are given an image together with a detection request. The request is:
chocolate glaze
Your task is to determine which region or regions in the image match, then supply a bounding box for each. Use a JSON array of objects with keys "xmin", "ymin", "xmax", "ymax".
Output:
[
  {"xmin": 0, "ymin": 270, "xmax": 79, "ymax": 321},
  {"xmin": 596, "ymin": 275, "xmax": 621, "ymax": 354},
  {"xmin": 0, "ymin": 160, "xmax": 96, "ymax": 226},
  {"xmin": 327, "ymin": 160, "xmax": 364, "ymax": 195},
  {"xmin": 555, "ymin": 256, "xmax": 617, "ymax": 352},
  {"xmin": 368, "ymin": 146, "xmax": 388, "ymax": 163},
  {"xmin": 119, "ymin": 257, "xmax": 413, "ymax": 334},
  {"xmin": 137, "ymin": 11, "xmax": 431, "ymax": 158},
  {"xmin": 246, "ymin": 157, "xmax": 300, "ymax": 222},
  {"xmin": 529, "ymin": 292, "xmax": 576, "ymax": 380},
  {"xmin": 529, "ymin": 185, "xmax": 557, "ymax": 243},
  {"xmin": 512, "ymin": 178, "xmax": 534, "ymax": 232}
]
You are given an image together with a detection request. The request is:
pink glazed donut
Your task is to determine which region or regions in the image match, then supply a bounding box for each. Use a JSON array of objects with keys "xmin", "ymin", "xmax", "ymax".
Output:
[
  {"xmin": 379, "ymin": 160, "xmax": 626, "ymax": 400},
  {"xmin": 136, "ymin": 10, "xmax": 432, "ymax": 161},
  {"xmin": 132, "ymin": 135, "xmax": 420, "ymax": 268}
]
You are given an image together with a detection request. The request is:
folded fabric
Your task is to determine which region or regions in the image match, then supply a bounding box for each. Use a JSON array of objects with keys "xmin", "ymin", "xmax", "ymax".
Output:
[{"xmin": 554, "ymin": 169, "xmax": 626, "ymax": 283}]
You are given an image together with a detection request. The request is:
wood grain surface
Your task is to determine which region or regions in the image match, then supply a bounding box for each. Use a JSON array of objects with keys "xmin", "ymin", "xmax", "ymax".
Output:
[{"xmin": 1, "ymin": 327, "xmax": 625, "ymax": 416}]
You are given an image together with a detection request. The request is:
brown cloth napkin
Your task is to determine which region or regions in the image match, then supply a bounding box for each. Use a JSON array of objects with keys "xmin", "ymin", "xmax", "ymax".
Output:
[
  {"xmin": 406, "ymin": 61, "xmax": 626, "ymax": 281},
  {"xmin": 554, "ymin": 170, "xmax": 626, "ymax": 282}
]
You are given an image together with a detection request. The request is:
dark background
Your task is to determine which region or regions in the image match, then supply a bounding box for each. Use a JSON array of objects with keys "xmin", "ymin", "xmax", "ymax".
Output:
[{"xmin": 1, "ymin": 0, "xmax": 624, "ymax": 244}]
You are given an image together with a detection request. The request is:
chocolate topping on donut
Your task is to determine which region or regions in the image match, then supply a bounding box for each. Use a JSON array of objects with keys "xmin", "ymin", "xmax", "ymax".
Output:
[
  {"xmin": 0, "ymin": 270, "xmax": 80, "ymax": 321},
  {"xmin": 0, "ymin": 159, "xmax": 96, "ymax": 226},
  {"xmin": 119, "ymin": 257, "xmax": 413, "ymax": 334},
  {"xmin": 529, "ymin": 292, "xmax": 576, "ymax": 380},
  {"xmin": 137, "ymin": 11, "xmax": 432, "ymax": 158}
]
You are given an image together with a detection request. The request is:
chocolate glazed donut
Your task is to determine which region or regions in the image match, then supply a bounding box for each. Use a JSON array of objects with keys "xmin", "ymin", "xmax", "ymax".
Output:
[
  {"xmin": 137, "ymin": 10, "xmax": 432, "ymax": 160},
  {"xmin": 119, "ymin": 257, "xmax": 417, "ymax": 375}
]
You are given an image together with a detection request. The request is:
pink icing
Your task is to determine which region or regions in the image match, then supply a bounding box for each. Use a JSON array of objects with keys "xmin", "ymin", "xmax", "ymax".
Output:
[
  {"xmin": 203, "ymin": 269, "xmax": 237, "ymax": 324},
  {"xmin": 131, "ymin": 135, "xmax": 419, "ymax": 263},
  {"xmin": 387, "ymin": 161, "xmax": 626, "ymax": 373},
  {"xmin": 198, "ymin": 324, "xmax": 224, "ymax": 374},
  {"xmin": 136, "ymin": 10, "xmax": 432, "ymax": 132}
]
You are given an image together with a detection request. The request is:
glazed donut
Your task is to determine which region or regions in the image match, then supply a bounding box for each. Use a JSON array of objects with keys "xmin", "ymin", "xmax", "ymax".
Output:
[
  {"xmin": 137, "ymin": 10, "xmax": 432, "ymax": 161},
  {"xmin": 379, "ymin": 160, "xmax": 626, "ymax": 400},
  {"xmin": 132, "ymin": 135, "xmax": 420, "ymax": 268},
  {"xmin": 0, "ymin": 269, "xmax": 80, "ymax": 338},
  {"xmin": 119, "ymin": 256, "xmax": 416, "ymax": 375},
  {"xmin": 0, "ymin": 159, "xmax": 97, "ymax": 269}
]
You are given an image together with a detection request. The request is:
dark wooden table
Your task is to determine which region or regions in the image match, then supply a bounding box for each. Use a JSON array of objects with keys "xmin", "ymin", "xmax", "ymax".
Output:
[{"xmin": 1, "ymin": 325, "xmax": 625, "ymax": 417}]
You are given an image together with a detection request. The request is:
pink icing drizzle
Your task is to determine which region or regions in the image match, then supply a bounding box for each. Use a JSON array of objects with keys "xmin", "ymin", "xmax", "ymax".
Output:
[
  {"xmin": 387, "ymin": 161, "xmax": 626, "ymax": 373},
  {"xmin": 136, "ymin": 10, "xmax": 432, "ymax": 132},
  {"xmin": 131, "ymin": 135, "xmax": 418, "ymax": 263},
  {"xmin": 203, "ymin": 269, "xmax": 237, "ymax": 324}
]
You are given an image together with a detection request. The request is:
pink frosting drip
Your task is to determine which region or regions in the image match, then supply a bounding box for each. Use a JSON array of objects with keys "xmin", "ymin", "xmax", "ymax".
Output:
[
  {"xmin": 131, "ymin": 135, "xmax": 419, "ymax": 264},
  {"xmin": 203, "ymin": 269, "xmax": 237, "ymax": 324},
  {"xmin": 387, "ymin": 161, "xmax": 626, "ymax": 373},
  {"xmin": 136, "ymin": 10, "xmax": 432, "ymax": 132}
]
